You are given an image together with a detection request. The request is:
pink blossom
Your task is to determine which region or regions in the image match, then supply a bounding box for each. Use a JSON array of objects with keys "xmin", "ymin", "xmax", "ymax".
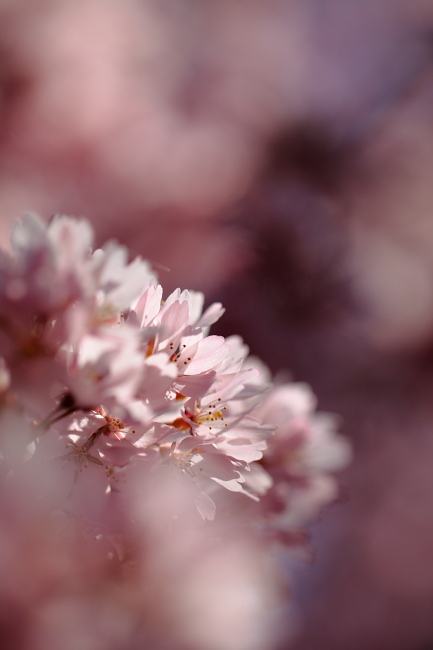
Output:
[
  {"xmin": 0, "ymin": 214, "xmax": 351, "ymax": 650},
  {"xmin": 66, "ymin": 327, "xmax": 143, "ymax": 409}
]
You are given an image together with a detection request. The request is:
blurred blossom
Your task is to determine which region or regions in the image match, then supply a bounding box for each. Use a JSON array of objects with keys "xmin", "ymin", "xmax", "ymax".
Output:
[{"xmin": 0, "ymin": 0, "xmax": 310, "ymax": 239}]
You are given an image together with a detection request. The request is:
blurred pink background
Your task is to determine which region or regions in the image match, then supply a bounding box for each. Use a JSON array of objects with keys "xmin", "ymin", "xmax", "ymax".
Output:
[{"xmin": 2, "ymin": 1, "xmax": 433, "ymax": 648}]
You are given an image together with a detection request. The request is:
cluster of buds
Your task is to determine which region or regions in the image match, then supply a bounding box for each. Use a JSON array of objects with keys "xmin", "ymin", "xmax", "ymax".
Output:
[{"xmin": 0, "ymin": 214, "xmax": 351, "ymax": 650}]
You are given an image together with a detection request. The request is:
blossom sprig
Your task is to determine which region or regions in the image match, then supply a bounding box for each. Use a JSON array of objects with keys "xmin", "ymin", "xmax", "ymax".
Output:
[{"xmin": 0, "ymin": 214, "xmax": 351, "ymax": 650}]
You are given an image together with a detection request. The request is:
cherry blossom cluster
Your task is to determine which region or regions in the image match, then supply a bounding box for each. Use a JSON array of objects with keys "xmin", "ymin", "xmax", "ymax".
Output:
[{"xmin": 0, "ymin": 214, "xmax": 351, "ymax": 650}]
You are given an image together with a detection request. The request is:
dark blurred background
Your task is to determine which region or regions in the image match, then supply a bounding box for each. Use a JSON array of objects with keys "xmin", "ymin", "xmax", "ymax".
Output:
[{"xmin": 2, "ymin": 1, "xmax": 433, "ymax": 648}]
